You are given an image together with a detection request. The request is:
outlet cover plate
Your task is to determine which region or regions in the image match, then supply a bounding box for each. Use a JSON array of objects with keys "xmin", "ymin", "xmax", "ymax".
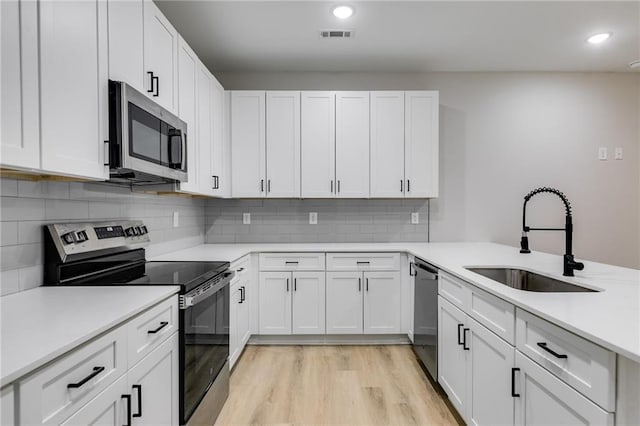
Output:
[
  {"xmin": 309, "ymin": 212, "xmax": 318, "ymax": 225},
  {"xmin": 173, "ymin": 211, "xmax": 179, "ymax": 227},
  {"xmin": 411, "ymin": 212, "xmax": 419, "ymax": 224},
  {"xmin": 243, "ymin": 213, "xmax": 251, "ymax": 225}
]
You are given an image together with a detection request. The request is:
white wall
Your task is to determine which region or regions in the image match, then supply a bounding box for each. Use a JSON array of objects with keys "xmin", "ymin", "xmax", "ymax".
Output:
[{"xmin": 217, "ymin": 72, "xmax": 640, "ymax": 268}]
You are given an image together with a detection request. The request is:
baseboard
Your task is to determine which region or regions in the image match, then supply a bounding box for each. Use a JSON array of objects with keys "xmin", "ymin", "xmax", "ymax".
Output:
[{"xmin": 248, "ymin": 334, "xmax": 411, "ymax": 345}]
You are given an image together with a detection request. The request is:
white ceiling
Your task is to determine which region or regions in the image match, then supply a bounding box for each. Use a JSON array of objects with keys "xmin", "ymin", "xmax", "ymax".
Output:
[{"xmin": 156, "ymin": 1, "xmax": 640, "ymax": 73}]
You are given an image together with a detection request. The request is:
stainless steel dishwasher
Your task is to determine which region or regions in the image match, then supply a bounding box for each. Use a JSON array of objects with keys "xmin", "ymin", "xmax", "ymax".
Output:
[{"xmin": 411, "ymin": 258, "xmax": 439, "ymax": 381}]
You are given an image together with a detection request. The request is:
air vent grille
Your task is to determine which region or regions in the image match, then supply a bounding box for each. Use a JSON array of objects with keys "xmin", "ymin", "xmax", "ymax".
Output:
[{"xmin": 320, "ymin": 30, "xmax": 353, "ymax": 39}]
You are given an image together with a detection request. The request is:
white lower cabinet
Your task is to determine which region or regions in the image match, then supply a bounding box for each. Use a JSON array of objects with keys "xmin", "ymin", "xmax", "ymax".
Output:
[
  {"xmin": 1, "ymin": 385, "xmax": 14, "ymax": 426},
  {"xmin": 230, "ymin": 275, "xmax": 250, "ymax": 368},
  {"xmin": 259, "ymin": 271, "xmax": 325, "ymax": 335},
  {"xmin": 363, "ymin": 271, "xmax": 401, "ymax": 334},
  {"xmin": 60, "ymin": 374, "xmax": 129, "ymax": 426},
  {"xmin": 326, "ymin": 271, "xmax": 363, "ymax": 334},
  {"xmin": 514, "ymin": 352, "xmax": 613, "ymax": 426}
]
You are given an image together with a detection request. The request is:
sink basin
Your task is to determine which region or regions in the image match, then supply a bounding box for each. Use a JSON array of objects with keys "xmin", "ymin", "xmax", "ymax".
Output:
[{"xmin": 465, "ymin": 267, "xmax": 598, "ymax": 293}]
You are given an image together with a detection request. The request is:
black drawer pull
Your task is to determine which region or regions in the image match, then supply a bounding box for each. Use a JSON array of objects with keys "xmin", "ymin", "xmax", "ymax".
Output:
[
  {"xmin": 132, "ymin": 384, "xmax": 142, "ymax": 418},
  {"xmin": 67, "ymin": 366, "xmax": 105, "ymax": 388},
  {"xmin": 463, "ymin": 328, "xmax": 470, "ymax": 350},
  {"xmin": 537, "ymin": 342, "xmax": 568, "ymax": 359},
  {"xmin": 147, "ymin": 321, "xmax": 169, "ymax": 334},
  {"xmin": 122, "ymin": 394, "xmax": 132, "ymax": 426},
  {"xmin": 285, "ymin": 261, "xmax": 299, "ymax": 264},
  {"xmin": 511, "ymin": 368, "xmax": 520, "ymax": 397},
  {"xmin": 356, "ymin": 261, "xmax": 370, "ymax": 265},
  {"xmin": 237, "ymin": 267, "xmax": 245, "ymax": 272},
  {"xmin": 457, "ymin": 324, "xmax": 464, "ymax": 345}
]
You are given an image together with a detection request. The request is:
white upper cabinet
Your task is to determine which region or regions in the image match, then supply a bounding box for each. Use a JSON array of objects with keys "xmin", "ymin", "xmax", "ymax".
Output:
[
  {"xmin": 1, "ymin": 0, "xmax": 39, "ymax": 170},
  {"xmin": 196, "ymin": 65, "xmax": 214, "ymax": 196},
  {"xmin": 370, "ymin": 92, "xmax": 405, "ymax": 198},
  {"xmin": 231, "ymin": 91, "xmax": 266, "ymax": 198},
  {"xmin": 266, "ymin": 91, "xmax": 301, "ymax": 198},
  {"xmin": 210, "ymin": 77, "xmax": 226, "ymax": 196},
  {"xmin": 107, "ymin": 0, "xmax": 144, "ymax": 92},
  {"xmin": 39, "ymin": 0, "xmax": 109, "ymax": 180},
  {"xmin": 405, "ymin": 91, "xmax": 439, "ymax": 198},
  {"xmin": 301, "ymin": 91, "xmax": 336, "ymax": 198},
  {"xmin": 143, "ymin": 0, "xmax": 178, "ymax": 113},
  {"xmin": 176, "ymin": 37, "xmax": 199, "ymax": 193},
  {"xmin": 335, "ymin": 92, "xmax": 370, "ymax": 198}
]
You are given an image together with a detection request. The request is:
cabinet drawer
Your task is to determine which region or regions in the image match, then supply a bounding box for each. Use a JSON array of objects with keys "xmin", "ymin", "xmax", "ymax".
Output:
[
  {"xmin": 468, "ymin": 286, "xmax": 515, "ymax": 344},
  {"xmin": 516, "ymin": 308, "xmax": 616, "ymax": 411},
  {"xmin": 127, "ymin": 295, "xmax": 179, "ymax": 368},
  {"xmin": 19, "ymin": 325, "xmax": 127, "ymax": 425},
  {"xmin": 326, "ymin": 252, "xmax": 400, "ymax": 271},
  {"xmin": 438, "ymin": 271, "xmax": 469, "ymax": 310},
  {"xmin": 259, "ymin": 253, "xmax": 325, "ymax": 271},
  {"xmin": 231, "ymin": 255, "xmax": 251, "ymax": 278}
]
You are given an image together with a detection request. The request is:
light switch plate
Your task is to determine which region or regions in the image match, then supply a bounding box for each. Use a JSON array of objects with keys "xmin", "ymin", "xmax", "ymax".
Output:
[
  {"xmin": 598, "ymin": 147, "xmax": 608, "ymax": 160},
  {"xmin": 309, "ymin": 212, "xmax": 318, "ymax": 225},
  {"xmin": 615, "ymin": 147, "xmax": 623, "ymax": 160},
  {"xmin": 173, "ymin": 211, "xmax": 179, "ymax": 227},
  {"xmin": 411, "ymin": 212, "xmax": 419, "ymax": 224},
  {"xmin": 243, "ymin": 213, "xmax": 251, "ymax": 225}
]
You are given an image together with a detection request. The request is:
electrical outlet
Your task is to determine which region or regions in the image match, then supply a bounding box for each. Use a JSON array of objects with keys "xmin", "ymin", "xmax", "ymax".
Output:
[
  {"xmin": 173, "ymin": 211, "xmax": 179, "ymax": 227},
  {"xmin": 242, "ymin": 213, "xmax": 251, "ymax": 225},
  {"xmin": 411, "ymin": 212, "xmax": 419, "ymax": 224},
  {"xmin": 309, "ymin": 212, "xmax": 318, "ymax": 225},
  {"xmin": 615, "ymin": 147, "xmax": 623, "ymax": 160},
  {"xmin": 598, "ymin": 147, "xmax": 608, "ymax": 161}
]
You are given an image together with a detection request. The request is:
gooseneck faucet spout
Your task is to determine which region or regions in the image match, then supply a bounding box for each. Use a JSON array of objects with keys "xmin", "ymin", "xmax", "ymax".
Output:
[{"xmin": 520, "ymin": 187, "xmax": 584, "ymax": 277}]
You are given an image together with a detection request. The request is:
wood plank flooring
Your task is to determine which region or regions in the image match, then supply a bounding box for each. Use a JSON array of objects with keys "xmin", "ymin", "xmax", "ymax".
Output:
[{"xmin": 215, "ymin": 345, "xmax": 461, "ymax": 425}]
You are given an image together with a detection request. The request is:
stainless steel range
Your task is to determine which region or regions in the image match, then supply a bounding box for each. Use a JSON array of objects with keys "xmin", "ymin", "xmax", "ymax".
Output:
[{"xmin": 44, "ymin": 220, "xmax": 232, "ymax": 425}]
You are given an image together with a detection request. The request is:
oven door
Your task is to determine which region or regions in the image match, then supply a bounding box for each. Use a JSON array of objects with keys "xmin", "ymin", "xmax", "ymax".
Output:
[{"xmin": 181, "ymin": 271, "xmax": 233, "ymax": 424}]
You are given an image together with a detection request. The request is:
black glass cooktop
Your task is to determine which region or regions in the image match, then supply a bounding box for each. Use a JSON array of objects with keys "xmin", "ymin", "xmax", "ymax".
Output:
[{"xmin": 75, "ymin": 261, "xmax": 230, "ymax": 293}]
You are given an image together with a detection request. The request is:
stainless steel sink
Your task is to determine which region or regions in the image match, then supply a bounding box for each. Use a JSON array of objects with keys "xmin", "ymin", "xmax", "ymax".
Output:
[{"xmin": 465, "ymin": 267, "xmax": 598, "ymax": 293}]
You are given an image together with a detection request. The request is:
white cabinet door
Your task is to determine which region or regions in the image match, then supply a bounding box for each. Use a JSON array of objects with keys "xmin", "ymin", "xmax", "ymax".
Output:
[
  {"xmin": 363, "ymin": 271, "xmax": 401, "ymax": 334},
  {"xmin": 196, "ymin": 65, "xmax": 214, "ymax": 196},
  {"xmin": 229, "ymin": 283, "xmax": 242, "ymax": 368},
  {"xmin": 39, "ymin": 0, "xmax": 108, "ymax": 180},
  {"xmin": 514, "ymin": 351, "xmax": 613, "ymax": 426},
  {"xmin": 467, "ymin": 317, "xmax": 515, "ymax": 426},
  {"xmin": 301, "ymin": 91, "xmax": 336, "ymax": 198},
  {"xmin": 1, "ymin": 385, "xmax": 14, "ymax": 426},
  {"xmin": 127, "ymin": 333, "xmax": 179, "ymax": 426},
  {"xmin": 107, "ymin": 0, "xmax": 144, "ymax": 92},
  {"xmin": 1, "ymin": 0, "xmax": 39, "ymax": 170},
  {"xmin": 237, "ymin": 279, "xmax": 251, "ymax": 347},
  {"xmin": 370, "ymin": 92, "xmax": 405, "ymax": 198},
  {"xmin": 210, "ymin": 77, "xmax": 226, "ymax": 196},
  {"xmin": 405, "ymin": 91, "xmax": 439, "ymax": 198},
  {"xmin": 143, "ymin": 0, "xmax": 177, "ymax": 113},
  {"xmin": 266, "ymin": 91, "xmax": 300, "ymax": 198},
  {"xmin": 292, "ymin": 271, "xmax": 325, "ymax": 335},
  {"xmin": 259, "ymin": 272, "xmax": 292, "ymax": 335},
  {"xmin": 438, "ymin": 296, "xmax": 468, "ymax": 421},
  {"xmin": 60, "ymin": 374, "xmax": 128, "ymax": 426},
  {"xmin": 335, "ymin": 92, "xmax": 370, "ymax": 198},
  {"xmin": 176, "ymin": 37, "xmax": 199, "ymax": 193},
  {"xmin": 231, "ymin": 91, "xmax": 266, "ymax": 197},
  {"xmin": 326, "ymin": 271, "xmax": 363, "ymax": 334}
]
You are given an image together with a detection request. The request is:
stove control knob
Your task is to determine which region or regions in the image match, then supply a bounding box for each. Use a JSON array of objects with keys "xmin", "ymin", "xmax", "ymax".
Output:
[
  {"xmin": 61, "ymin": 232, "xmax": 75, "ymax": 245},
  {"xmin": 138, "ymin": 225, "xmax": 148, "ymax": 235},
  {"xmin": 74, "ymin": 230, "xmax": 89, "ymax": 242},
  {"xmin": 125, "ymin": 227, "xmax": 135, "ymax": 237}
]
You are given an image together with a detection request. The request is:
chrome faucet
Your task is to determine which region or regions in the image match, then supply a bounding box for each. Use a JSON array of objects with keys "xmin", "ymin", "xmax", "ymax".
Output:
[{"xmin": 519, "ymin": 187, "xmax": 584, "ymax": 277}]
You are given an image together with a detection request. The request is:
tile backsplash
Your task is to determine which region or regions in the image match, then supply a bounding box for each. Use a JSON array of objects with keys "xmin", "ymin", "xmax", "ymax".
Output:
[
  {"xmin": 205, "ymin": 199, "xmax": 429, "ymax": 244},
  {"xmin": 0, "ymin": 178, "xmax": 205, "ymax": 296}
]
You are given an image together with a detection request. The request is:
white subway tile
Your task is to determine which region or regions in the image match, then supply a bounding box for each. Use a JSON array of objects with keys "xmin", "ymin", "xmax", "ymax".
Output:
[
  {"xmin": 18, "ymin": 180, "xmax": 69, "ymax": 199},
  {"xmin": 0, "ymin": 269, "xmax": 20, "ymax": 296},
  {"xmin": 1, "ymin": 222, "xmax": 18, "ymax": 246}
]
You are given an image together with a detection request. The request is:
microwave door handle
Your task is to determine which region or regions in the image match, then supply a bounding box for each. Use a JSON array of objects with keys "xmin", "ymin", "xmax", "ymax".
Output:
[{"xmin": 168, "ymin": 130, "xmax": 183, "ymax": 169}]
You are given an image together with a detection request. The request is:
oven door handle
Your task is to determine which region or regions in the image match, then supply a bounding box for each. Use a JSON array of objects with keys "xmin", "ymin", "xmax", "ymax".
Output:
[{"xmin": 180, "ymin": 271, "xmax": 235, "ymax": 309}]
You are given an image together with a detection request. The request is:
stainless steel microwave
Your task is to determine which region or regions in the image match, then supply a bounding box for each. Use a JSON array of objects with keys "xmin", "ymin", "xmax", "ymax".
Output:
[{"xmin": 108, "ymin": 80, "xmax": 187, "ymax": 184}]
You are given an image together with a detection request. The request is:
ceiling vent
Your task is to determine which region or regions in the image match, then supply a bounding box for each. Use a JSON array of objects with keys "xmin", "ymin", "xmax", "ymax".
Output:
[{"xmin": 319, "ymin": 30, "xmax": 353, "ymax": 39}]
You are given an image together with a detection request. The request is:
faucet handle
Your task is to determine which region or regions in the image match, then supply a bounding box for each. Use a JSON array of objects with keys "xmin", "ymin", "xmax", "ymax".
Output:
[{"xmin": 520, "ymin": 232, "xmax": 531, "ymax": 254}]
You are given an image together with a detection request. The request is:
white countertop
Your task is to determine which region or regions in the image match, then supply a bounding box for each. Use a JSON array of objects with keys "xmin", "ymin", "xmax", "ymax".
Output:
[
  {"xmin": 153, "ymin": 242, "xmax": 640, "ymax": 363},
  {"xmin": 1, "ymin": 285, "xmax": 180, "ymax": 386}
]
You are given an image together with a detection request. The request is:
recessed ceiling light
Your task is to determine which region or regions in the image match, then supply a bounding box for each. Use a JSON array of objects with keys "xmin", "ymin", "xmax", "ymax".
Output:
[
  {"xmin": 333, "ymin": 5, "xmax": 354, "ymax": 19},
  {"xmin": 587, "ymin": 33, "xmax": 611, "ymax": 44}
]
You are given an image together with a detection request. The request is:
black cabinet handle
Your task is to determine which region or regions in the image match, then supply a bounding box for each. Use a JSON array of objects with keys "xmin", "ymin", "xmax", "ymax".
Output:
[
  {"xmin": 237, "ymin": 267, "xmax": 245, "ymax": 272},
  {"xmin": 153, "ymin": 75, "xmax": 159, "ymax": 97},
  {"xmin": 358, "ymin": 277, "xmax": 361, "ymax": 292},
  {"xmin": 463, "ymin": 328, "xmax": 470, "ymax": 350},
  {"xmin": 122, "ymin": 394, "xmax": 132, "ymax": 426},
  {"xmin": 286, "ymin": 278, "xmax": 289, "ymax": 292},
  {"xmin": 147, "ymin": 71, "xmax": 154, "ymax": 93},
  {"xmin": 67, "ymin": 366, "xmax": 105, "ymax": 388},
  {"xmin": 407, "ymin": 180, "xmax": 410, "ymax": 192},
  {"xmin": 294, "ymin": 278, "xmax": 297, "ymax": 292},
  {"xmin": 366, "ymin": 278, "xmax": 369, "ymax": 292},
  {"xmin": 337, "ymin": 180, "xmax": 341, "ymax": 193},
  {"xmin": 147, "ymin": 321, "xmax": 168, "ymax": 334},
  {"xmin": 537, "ymin": 342, "xmax": 568, "ymax": 359},
  {"xmin": 457, "ymin": 324, "xmax": 464, "ymax": 345},
  {"xmin": 511, "ymin": 368, "xmax": 520, "ymax": 397},
  {"xmin": 132, "ymin": 385, "xmax": 142, "ymax": 418},
  {"xmin": 400, "ymin": 180, "xmax": 404, "ymax": 192},
  {"xmin": 239, "ymin": 286, "xmax": 245, "ymax": 303},
  {"xmin": 330, "ymin": 180, "xmax": 333, "ymax": 193},
  {"xmin": 212, "ymin": 176, "xmax": 219, "ymax": 189},
  {"xmin": 260, "ymin": 179, "xmax": 264, "ymax": 192},
  {"xmin": 267, "ymin": 180, "xmax": 271, "ymax": 193},
  {"xmin": 285, "ymin": 261, "xmax": 299, "ymax": 264},
  {"xmin": 356, "ymin": 261, "xmax": 370, "ymax": 265}
]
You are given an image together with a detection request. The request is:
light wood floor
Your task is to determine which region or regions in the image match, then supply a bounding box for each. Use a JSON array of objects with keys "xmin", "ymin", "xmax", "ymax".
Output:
[{"xmin": 215, "ymin": 345, "xmax": 461, "ymax": 425}]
